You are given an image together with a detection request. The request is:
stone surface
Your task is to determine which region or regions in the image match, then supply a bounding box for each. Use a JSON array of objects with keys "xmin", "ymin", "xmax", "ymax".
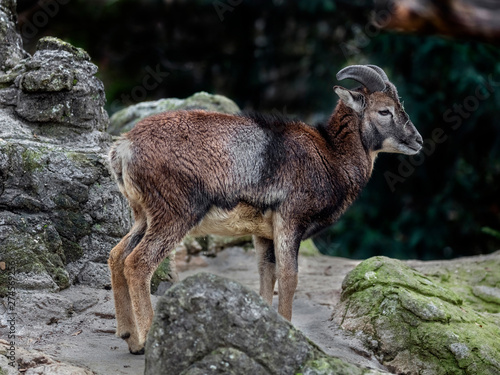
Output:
[
  {"xmin": 333, "ymin": 255, "xmax": 500, "ymax": 375},
  {"xmin": 13, "ymin": 37, "xmax": 108, "ymax": 132},
  {"xmin": 145, "ymin": 272, "xmax": 388, "ymax": 375},
  {"xmin": 408, "ymin": 253, "xmax": 500, "ymax": 314},
  {"xmin": 107, "ymin": 91, "xmax": 240, "ymax": 135},
  {"xmin": 0, "ymin": 339, "xmax": 94, "ymax": 375},
  {"xmin": 0, "ymin": 118, "xmax": 131, "ymax": 294},
  {"xmin": 4, "ymin": 248, "xmax": 498, "ymax": 375},
  {"xmin": 0, "ymin": 30, "xmax": 130, "ymax": 294},
  {"xmin": 0, "ymin": 0, "xmax": 28, "ymax": 74}
]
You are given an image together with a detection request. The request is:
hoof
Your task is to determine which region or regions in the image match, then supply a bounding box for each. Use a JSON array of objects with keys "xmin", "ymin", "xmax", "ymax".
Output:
[
  {"xmin": 130, "ymin": 347, "xmax": 145, "ymax": 355},
  {"xmin": 120, "ymin": 332, "xmax": 131, "ymax": 340}
]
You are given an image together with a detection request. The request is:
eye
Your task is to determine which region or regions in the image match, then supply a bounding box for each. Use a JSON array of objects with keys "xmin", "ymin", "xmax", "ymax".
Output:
[{"xmin": 378, "ymin": 110, "xmax": 391, "ymax": 116}]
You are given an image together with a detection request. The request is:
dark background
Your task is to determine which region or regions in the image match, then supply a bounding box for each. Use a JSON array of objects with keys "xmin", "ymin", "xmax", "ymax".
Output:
[{"xmin": 16, "ymin": 0, "xmax": 500, "ymax": 260}]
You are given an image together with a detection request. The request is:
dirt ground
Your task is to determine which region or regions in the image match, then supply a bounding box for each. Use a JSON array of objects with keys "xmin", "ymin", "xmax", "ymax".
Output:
[{"xmin": 2, "ymin": 248, "xmax": 388, "ymax": 374}]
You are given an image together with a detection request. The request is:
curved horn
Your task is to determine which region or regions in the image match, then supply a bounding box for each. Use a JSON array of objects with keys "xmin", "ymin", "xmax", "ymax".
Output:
[
  {"xmin": 336, "ymin": 65, "xmax": 386, "ymax": 92},
  {"xmin": 366, "ymin": 64, "xmax": 389, "ymax": 82}
]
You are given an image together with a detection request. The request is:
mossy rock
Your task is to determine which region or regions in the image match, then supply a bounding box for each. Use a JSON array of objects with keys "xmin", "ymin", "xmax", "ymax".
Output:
[
  {"xmin": 145, "ymin": 272, "xmax": 389, "ymax": 375},
  {"xmin": 108, "ymin": 91, "xmax": 240, "ymax": 135},
  {"xmin": 334, "ymin": 256, "xmax": 500, "ymax": 375},
  {"xmin": 297, "ymin": 356, "xmax": 386, "ymax": 375},
  {"xmin": 0, "ymin": 214, "xmax": 69, "ymax": 295},
  {"xmin": 414, "ymin": 254, "xmax": 500, "ymax": 313},
  {"xmin": 36, "ymin": 36, "xmax": 90, "ymax": 62},
  {"xmin": 299, "ymin": 238, "xmax": 321, "ymax": 257},
  {"xmin": 150, "ymin": 257, "xmax": 174, "ymax": 294}
]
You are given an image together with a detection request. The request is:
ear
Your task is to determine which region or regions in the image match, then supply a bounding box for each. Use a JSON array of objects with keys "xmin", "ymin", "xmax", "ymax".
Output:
[{"xmin": 334, "ymin": 86, "xmax": 365, "ymax": 114}]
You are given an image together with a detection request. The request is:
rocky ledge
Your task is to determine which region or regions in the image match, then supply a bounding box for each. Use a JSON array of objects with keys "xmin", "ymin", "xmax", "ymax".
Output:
[{"xmin": 0, "ymin": 35, "xmax": 130, "ymax": 294}]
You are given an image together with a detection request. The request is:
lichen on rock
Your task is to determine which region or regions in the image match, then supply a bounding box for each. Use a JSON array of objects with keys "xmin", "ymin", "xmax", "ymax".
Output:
[{"xmin": 333, "ymin": 255, "xmax": 500, "ymax": 375}]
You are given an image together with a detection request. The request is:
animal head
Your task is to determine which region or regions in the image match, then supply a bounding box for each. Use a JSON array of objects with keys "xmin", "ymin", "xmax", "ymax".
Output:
[{"xmin": 334, "ymin": 65, "xmax": 423, "ymax": 156}]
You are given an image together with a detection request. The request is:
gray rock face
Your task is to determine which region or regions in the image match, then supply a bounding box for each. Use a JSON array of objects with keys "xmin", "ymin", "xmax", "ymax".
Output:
[
  {"xmin": 0, "ymin": 30, "xmax": 130, "ymax": 294},
  {"xmin": 145, "ymin": 273, "xmax": 389, "ymax": 375},
  {"xmin": 13, "ymin": 37, "xmax": 108, "ymax": 132},
  {"xmin": 0, "ymin": 0, "xmax": 28, "ymax": 73}
]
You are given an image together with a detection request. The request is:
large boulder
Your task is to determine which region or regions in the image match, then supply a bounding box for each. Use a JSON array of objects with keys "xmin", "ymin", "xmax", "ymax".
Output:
[
  {"xmin": 333, "ymin": 254, "xmax": 500, "ymax": 375},
  {"xmin": 0, "ymin": 33, "xmax": 131, "ymax": 294},
  {"xmin": 108, "ymin": 91, "xmax": 240, "ymax": 135},
  {"xmin": 145, "ymin": 272, "xmax": 389, "ymax": 375}
]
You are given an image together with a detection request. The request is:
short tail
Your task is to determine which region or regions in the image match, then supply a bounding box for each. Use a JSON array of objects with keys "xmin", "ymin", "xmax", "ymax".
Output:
[{"xmin": 108, "ymin": 137, "xmax": 142, "ymax": 202}]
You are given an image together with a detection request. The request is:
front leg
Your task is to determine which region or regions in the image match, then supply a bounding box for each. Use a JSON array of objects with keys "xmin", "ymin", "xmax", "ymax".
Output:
[{"xmin": 272, "ymin": 213, "xmax": 302, "ymax": 321}]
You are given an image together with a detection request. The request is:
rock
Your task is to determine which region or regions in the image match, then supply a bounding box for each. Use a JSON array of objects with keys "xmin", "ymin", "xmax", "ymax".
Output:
[
  {"xmin": 75, "ymin": 262, "xmax": 111, "ymax": 289},
  {"xmin": 150, "ymin": 253, "xmax": 177, "ymax": 294},
  {"xmin": 108, "ymin": 91, "xmax": 240, "ymax": 135},
  {"xmin": 14, "ymin": 37, "xmax": 108, "ymax": 132},
  {"xmin": 299, "ymin": 238, "xmax": 321, "ymax": 256},
  {"xmin": 0, "ymin": 10, "xmax": 131, "ymax": 295},
  {"xmin": 145, "ymin": 273, "xmax": 388, "ymax": 375},
  {"xmin": 408, "ymin": 252, "xmax": 500, "ymax": 313},
  {"xmin": 333, "ymin": 255, "xmax": 500, "ymax": 375},
  {"xmin": 0, "ymin": 339, "xmax": 94, "ymax": 375},
  {"xmin": 0, "ymin": 0, "xmax": 28, "ymax": 74},
  {"xmin": 0, "ymin": 124, "xmax": 131, "ymax": 294}
]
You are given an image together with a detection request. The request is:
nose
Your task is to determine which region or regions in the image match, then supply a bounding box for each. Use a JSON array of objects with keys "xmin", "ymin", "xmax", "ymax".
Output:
[{"xmin": 416, "ymin": 133, "xmax": 423, "ymax": 146}]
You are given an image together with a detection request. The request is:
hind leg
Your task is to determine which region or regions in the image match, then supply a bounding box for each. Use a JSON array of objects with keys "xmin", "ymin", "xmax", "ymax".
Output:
[
  {"xmin": 254, "ymin": 236, "xmax": 276, "ymax": 305},
  {"xmin": 108, "ymin": 204, "xmax": 146, "ymax": 348},
  {"xmin": 123, "ymin": 211, "xmax": 194, "ymax": 354}
]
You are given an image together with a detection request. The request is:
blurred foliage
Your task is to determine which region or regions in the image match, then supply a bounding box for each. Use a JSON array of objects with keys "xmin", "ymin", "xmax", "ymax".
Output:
[{"xmin": 16, "ymin": 0, "xmax": 500, "ymax": 260}]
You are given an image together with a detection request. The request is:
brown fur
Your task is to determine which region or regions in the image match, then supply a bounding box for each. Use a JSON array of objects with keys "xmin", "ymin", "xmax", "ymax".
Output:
[{"xmin": 108, "ymin": 70, "xmax": 422, "ymax": 354}]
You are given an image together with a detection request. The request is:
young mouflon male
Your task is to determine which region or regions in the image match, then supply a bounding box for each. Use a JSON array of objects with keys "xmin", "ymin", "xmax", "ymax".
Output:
[{"xmin": 108, "ymin": 64, "xmax": 423, "ymax": 354}]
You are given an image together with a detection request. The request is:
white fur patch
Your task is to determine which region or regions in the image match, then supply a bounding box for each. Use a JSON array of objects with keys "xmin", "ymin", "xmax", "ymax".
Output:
[{"xmin": 381, "ymin": 137, "xmax": 419, "ymax": 155}]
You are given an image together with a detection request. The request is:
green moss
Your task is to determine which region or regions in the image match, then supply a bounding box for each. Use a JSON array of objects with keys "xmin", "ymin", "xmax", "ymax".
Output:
[
  {"xmin": 421, "ymin": 257, "xmax": 500, "ymax": 313},
  {"xmin": 298, "ymin": 356, "xmax": 384, "ymax": 375},
  {"xmin": 151, "ymin": 257, "xmax": 172, "ymax": 293},
  {"xmin": 61, "ymin": 238, "xmax": 84, "ymax": 264},
  {"xmin": 36, "ymin": 36, "xmax": 90, "ymax": 61},
  {"xmin": 53, "ymin": 210, "xmax": 92, "ymax": 242},
  {"xmin": 338, "ymin": 256, "xmax": 500, "ymax": 374},
  {"xmin": 65, "ymin": 151, "xmax": 94, "ymax": 167},
  {"xmin": 0, "ymin": 222, "xmax": 69, "ymax": 294},
  {"xmin": 182, "ymin": 92, "xmax": 240, "ymax": 114},
  {"xmin": 51, "ymin": 267, "xmax": 70, "ymax": 289},
  {"xmin": 21, "ymin": 148, "xmax": 44, "ymax": 172},
  {"xmin": 341, "ymin": 256, "xmax": 463, "ymax": 305},
  {"xmin": 299, "ymin": 239, "xmax": 320, "ymax": 257},
  {"xmin": 0, "ymin": 274, "xmax": 8, "ymax": 297}
]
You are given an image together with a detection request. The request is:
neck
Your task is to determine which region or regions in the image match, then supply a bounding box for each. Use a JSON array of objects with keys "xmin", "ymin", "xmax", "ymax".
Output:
[{"xmin": 326, "ymin": 103, "xmax": 375, "ymax": 179}]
